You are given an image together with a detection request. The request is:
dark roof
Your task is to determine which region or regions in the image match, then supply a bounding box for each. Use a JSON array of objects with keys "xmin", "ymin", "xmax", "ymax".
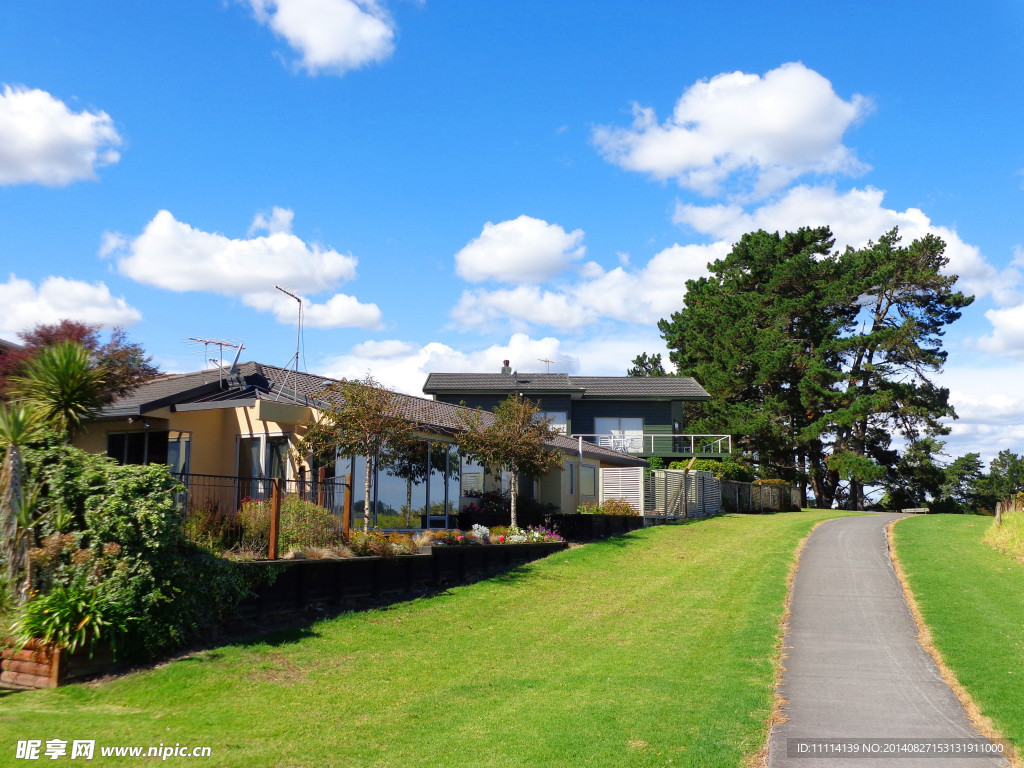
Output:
[
  {"xmin": 423, "ymin": 372, "xmax": 710, "ymax": 400},
  {"xmin": 422, "ymin": 372, "xmax": 584, "ymax": 393},
  {"xmin": 100, "ymin": 362, "xmax": 645, "ymax": 467},
  {"xmin": 0, "ymin": 338, "xmax": 23, "ymax": 354},
  {"xmin": 99, "ymin": 362, "xmax": 332, "ymax": 418}
]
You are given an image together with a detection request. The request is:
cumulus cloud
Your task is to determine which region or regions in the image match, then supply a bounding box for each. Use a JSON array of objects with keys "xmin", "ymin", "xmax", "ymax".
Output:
[
  {"xmin": 0, "ymin": 274, "xmax": 141, "ymax": 337},
  {"xmin": 106, "ymin": 208, "xmax": 381, "ymax": 329},
  {"xmin": 319, "ymin": 331, "xmax": 674, "ymax": 395},
  {"xmin": 246, "ymin": 0, "xmax": 395, "ymax": 76},
  {"xmin": 450, "ymin": 241, "xmax": 726, "ymax": 332},
  {"xmin": 675, "ymin": 184, "xmax": 1011, "ymax": 300},
  {"xmin": 593, "ymin": 62, "xmax": 869, "ymax": 199},
  {"xmin": 454, "ymin": 216, "xmax": 586, "ymax": 284},
  {"xmin": 0, "ymin": 84, "xmax": 122, "ymax": 186}
]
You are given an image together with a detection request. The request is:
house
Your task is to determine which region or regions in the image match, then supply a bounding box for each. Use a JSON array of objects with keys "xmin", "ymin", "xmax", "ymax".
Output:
[
  {"xmin": 72, "ymin": 361, "xmax": 647, "ymax": 526},
  {"xmin": 423, "ymin": 362, "xmax": 729, "ymax": 462}
]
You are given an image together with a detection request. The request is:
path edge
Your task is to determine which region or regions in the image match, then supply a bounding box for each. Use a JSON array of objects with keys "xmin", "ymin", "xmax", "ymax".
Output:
[
  {"xmin": 887, "ymin": 517, "xmax": 1021, "ymax": 768},
  {"xmin": 746, "ymin": 517, "xmax": 836, "ymax": 768}
]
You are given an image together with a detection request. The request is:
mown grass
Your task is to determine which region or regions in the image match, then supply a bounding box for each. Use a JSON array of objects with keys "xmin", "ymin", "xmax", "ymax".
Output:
[
  {"xmin": 894, "ymin": 515, "xmax": 1024, "ymax": 754},
  {"xmin": 0, "ymin": 511, "xmax": 844, "ymax": 767}
]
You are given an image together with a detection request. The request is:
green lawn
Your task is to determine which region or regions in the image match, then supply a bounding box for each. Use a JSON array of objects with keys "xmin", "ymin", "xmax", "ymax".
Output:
[
  {"xmin": 0, "ymin": 511, "xmax": 843, "ymax": 768},
  {"xmin": 894, "ymin": 515, "xmax": 1024, "ymax": 754}
]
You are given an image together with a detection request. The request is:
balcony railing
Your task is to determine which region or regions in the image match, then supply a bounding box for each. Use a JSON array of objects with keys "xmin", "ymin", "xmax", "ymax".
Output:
[{"xmin": 570, "ymin": 433, "xmax": 732, "ymax": 456}]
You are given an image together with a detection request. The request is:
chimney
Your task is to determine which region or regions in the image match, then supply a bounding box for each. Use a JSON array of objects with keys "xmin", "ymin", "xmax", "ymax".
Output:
[{"xmin": 501, "ymin": 359, "xmax": 512, "ymax": 374}]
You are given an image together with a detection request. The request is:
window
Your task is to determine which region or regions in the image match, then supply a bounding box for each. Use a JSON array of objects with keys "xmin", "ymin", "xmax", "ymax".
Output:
[
  {"xmin": 238, "ymin": 434, "xmax": 291, "ymax": 481},
  {"xmin": 580, "ymin": 464, "xmax": 597, "ymax": 497},
  {"xmin": 107, "ymin": 430, "xmax": 190, "ymax": 473},
  {"xmin": 563, "ymin": 462, "xmax": 574, "ymax": 495},
  {"xmin": 594, "ymin": 417, "xmax": 644, "ymax": 453},
  {"xmin": 535, "ymin": 411, "xmax": 568, "ymax": 434}
]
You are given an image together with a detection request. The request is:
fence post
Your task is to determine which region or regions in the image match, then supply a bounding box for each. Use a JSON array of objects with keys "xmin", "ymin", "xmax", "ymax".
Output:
[
  {"xmin": 342, "ymin": 472, "xmax": 352, "ymax": 538},
  {"xmin": 269, "ymin": 478, "xmax": 281, "ymax": 560},
  {"xmin": 995, "ymin": 501, "xmax": 1002, "ymax": 525},
  {"xmin": 317, "ymin": 466, "xmax": 326, "ymax": 508}
]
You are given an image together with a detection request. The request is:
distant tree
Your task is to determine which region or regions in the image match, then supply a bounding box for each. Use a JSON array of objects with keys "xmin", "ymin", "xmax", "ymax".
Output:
[
  {"xmin": 455, "ymin": 394, "xmax": 563, "ymax": 528},
  {"xmin": 627, "ymin": 352, "xmax": 667, "ymax": 377},
  {"xmin": 939, "ymin": 453, "xmax": 987, "ymax": 513},
  {"xmin": 878, "ymin": 436, "xmax": 946, "ymax": 510},
  {"xmin": 1, "ymin": 320, "xmax": 158, "ymax": 401},
  {"xmin": 295, "ymin": 375, "xmax": 416, "ymax": 533},
  {"xmin": 983, "ymin": 449, "xmax": 1024, "ymax": 501}
]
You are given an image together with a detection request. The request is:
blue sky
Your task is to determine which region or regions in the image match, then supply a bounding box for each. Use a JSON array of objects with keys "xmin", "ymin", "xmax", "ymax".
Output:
[{"xmin": 1, "ymin": 0, "xmax": 1023, "ymax": 463}]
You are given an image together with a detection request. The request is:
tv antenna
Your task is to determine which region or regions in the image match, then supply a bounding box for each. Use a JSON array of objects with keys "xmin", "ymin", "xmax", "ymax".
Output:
[
  {"xmin": 538, "ymin": 358, "xmax": 570, "ymax": 373},
  {"xmin": 274, "ymin": 285, "xmax": 302, "ymax": 401},
  {"xmin": 187, "ymin": 338, "xmax": 244, "ymax": 387}
]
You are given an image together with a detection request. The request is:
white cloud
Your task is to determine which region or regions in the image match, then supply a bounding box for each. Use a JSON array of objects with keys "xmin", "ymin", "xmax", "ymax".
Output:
[
  {"xmin": 935, "ymin": 363, "xmax": 1024, "ymax": 463},
  {"xmin": 107, "ymin": 208, "xmax": 381, "ymax": 329},
  {"xmin": 675, "ymin": 185, "xmax": 1011, "ymax": 300},
  {"xmin": 0, "ymin": 274, "xmax": 141, "ymax": 337},
  {"xmin": 593, "ymin": 62, "xmax": 869, "ymax": 198},
  {"xmin": 450, "ymin": 241, "xmax": 727, "ymax": 332},
  {"xmin": 0, "ymin": 84, "xmax": 121, "ymax": 186},
  {"xmin": 454, "ymin": 216, "xmax": 586, "ymax": 284},
  {"xmin": 318, "ymin": 331, "xmax": 675, "ymax": 396},
  {"xmin": 350, "ymin": 339, "xmax": 416, "ymax": 358},
  {"xmin": 246, "ymin": 0, "xmax": 395, "ymax": 76}
]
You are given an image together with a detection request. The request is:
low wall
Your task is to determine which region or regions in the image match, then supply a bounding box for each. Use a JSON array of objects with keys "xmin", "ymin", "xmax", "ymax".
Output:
[{"xmin": 235, "ymin": 541, "xmax": 568, "ymax": 618}]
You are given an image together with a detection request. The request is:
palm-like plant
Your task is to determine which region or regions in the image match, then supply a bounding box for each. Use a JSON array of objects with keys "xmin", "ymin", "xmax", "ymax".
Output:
[{"xmin": 9, "ymin": 341, "xmax": 107, "ymax": 437}]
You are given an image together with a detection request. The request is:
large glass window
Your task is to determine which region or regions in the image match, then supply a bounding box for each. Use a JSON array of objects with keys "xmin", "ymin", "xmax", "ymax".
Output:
[
  {"xmin": 107, "ymin": 430, "xmax": 190, "ymax": 473},
  {"xmin": 460, "ymin": 455, "xmax": 485, "ymax": 495},
  {"xmin": 594, "ymin": 417, "xmax": 644, "ymax": 453}
]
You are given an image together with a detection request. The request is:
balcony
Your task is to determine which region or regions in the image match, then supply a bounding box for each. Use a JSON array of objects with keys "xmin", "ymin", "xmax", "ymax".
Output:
[{"xmin": 571, "ymin": 433, "xmax": 732, "ymax": 458}]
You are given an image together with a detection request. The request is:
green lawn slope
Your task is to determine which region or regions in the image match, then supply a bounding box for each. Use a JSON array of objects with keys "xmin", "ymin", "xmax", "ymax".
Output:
[
  {"xmin": 0, "ymin": 511, "xmax": 843, "ymax": 767},
  {"xmin": 894, "ymin": 515, "xmax": 1024, "ymax": 757}
]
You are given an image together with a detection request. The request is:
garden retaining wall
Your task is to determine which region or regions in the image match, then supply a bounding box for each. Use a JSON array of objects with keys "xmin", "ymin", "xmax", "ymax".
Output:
[{"xmin": 235, "ymin": 541, "xmax": 568, "ymax": 618}]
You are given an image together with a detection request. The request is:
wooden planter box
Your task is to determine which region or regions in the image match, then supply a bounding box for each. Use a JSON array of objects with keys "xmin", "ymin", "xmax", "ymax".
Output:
[{"xmin": 1, "ymin": 638, "xmax": 115, "ymax": 690}]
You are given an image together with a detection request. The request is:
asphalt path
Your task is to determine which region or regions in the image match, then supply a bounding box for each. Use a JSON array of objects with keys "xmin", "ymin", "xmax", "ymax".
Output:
[{"xmin": 767, "ymin": 514, "xmax": 1009, "ymax": 768}]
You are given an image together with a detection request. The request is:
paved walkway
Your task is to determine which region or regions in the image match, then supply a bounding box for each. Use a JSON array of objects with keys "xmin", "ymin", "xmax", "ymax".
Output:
[{"xmin": 767, "ymin": 514, "xmax": 1009, "ymax": 768}]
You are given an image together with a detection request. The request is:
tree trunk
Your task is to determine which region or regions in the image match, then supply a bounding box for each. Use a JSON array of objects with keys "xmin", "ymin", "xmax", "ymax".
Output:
[
  {"xmin": 509, "ymin": 471, "xmax": 518, "ymax": 529},
  {"xmin": 363, "ymin": 456, "xmax": 373, "ymax": 533}
]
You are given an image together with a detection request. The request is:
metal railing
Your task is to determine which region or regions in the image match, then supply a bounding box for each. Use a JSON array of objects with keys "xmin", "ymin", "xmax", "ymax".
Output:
[
  {"xmin": 173, "ymin": 472, "xmax": 351, "ymax": 558},
  {"xmin": 571, "ymin": 433, "xmax": 731, "ymax": 456}
]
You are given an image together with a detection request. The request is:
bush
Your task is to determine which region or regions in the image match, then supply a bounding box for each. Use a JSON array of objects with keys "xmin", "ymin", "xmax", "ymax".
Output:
[
  {"xmin": 346, "ymin": 530, "xmax": 417, "ymax": 557},
  {"xmin": 668, "ymin": 458, "xmax": 756, "ymax": 481},
  {"xmin": 237, "ymin": 494, "xmax": 343, "ymax": 554},
  {"xmin": 577, "ymin": 498, "xmax": 639, "ymax": 516},
  {"xmin": 16, "ymin": 443, "xmax": 252, "ymax": 660}
]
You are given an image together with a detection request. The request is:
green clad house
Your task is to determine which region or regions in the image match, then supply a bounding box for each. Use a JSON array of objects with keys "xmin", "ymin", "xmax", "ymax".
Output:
[{"xmin": 422, "ymin": 363, "xmax": 731, "ymax": 463}]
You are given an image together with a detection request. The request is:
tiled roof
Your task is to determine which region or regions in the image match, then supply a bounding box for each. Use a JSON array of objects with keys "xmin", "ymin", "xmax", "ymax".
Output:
[
  {"xmin": 571, "ymin": 376, "xmax": 709, "ymax": 399},
  {"xmin": 423, "ymin": 372, "xmax": 583, "ymax": 393},
  {"xmin": 101, "ymin": 363, "xmax": 646, "ymax": 467},
  {"xmin": 423, "ymin": 372, "xmax": 710, "ymax": 400}
]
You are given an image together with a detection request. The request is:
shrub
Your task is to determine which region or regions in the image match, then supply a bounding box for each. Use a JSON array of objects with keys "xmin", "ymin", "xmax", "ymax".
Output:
[
  {"xmin": 237, "ymin": 494, "xmax": 342, "ymax": 554},
  {"xmin": 346, "ymin": 530, "xmax": 416, "ymax": 557},
  {"xmin": 577, "ymin": 498, "xmax": 639, "ymax": 516},
  {"xmin": 16, "ymin": 443, "xmax": 252, "ymax": 660}
]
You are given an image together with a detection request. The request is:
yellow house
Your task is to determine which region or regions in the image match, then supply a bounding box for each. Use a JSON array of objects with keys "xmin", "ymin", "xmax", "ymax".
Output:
[{"xmin": 73, "ymin": 362, "xmax": 647, "ymax": 527}]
